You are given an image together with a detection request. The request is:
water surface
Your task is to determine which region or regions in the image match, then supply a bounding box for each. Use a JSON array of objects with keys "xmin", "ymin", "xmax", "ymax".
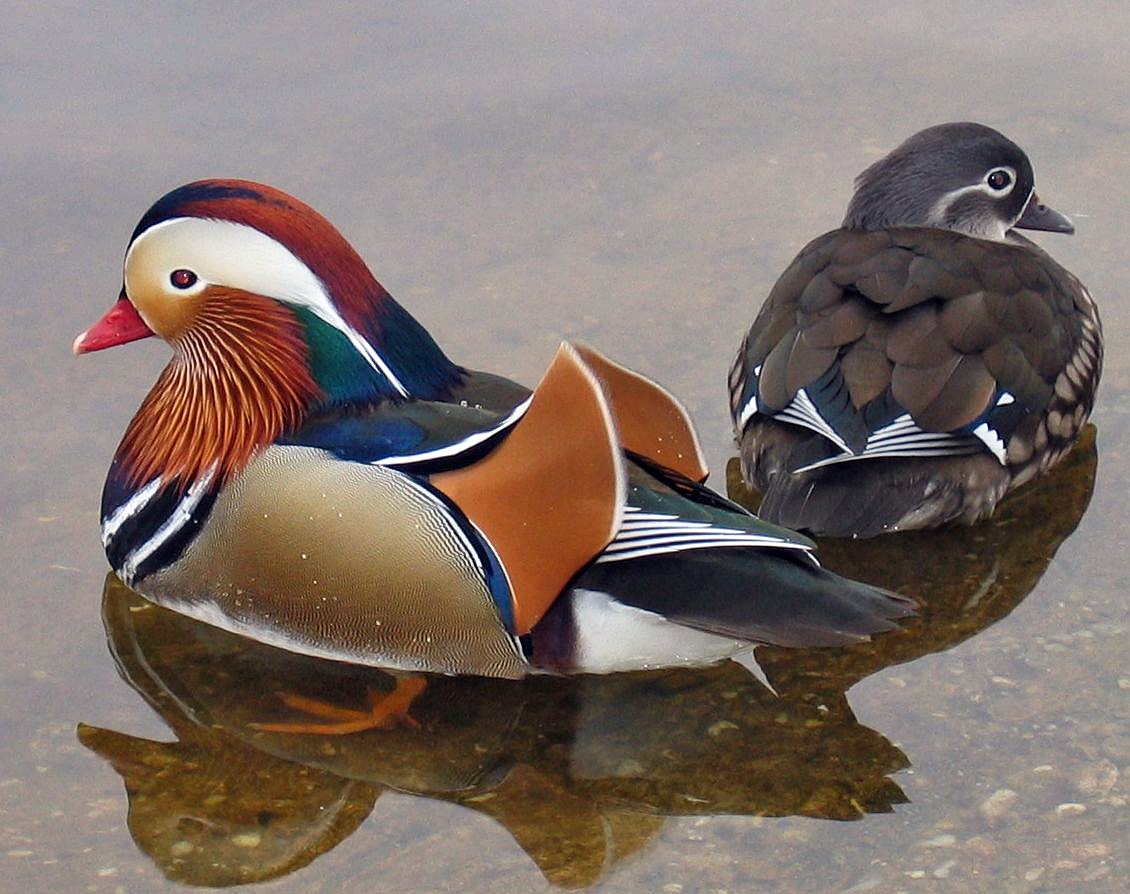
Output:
[{"xmin": 2, "ymin": 2, "xmax": 1127, "ymax": 891}]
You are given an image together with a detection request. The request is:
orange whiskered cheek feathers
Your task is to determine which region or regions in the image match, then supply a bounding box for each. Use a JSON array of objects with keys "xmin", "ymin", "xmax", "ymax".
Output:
[
  {"xmin": 129, "ymin": 285, "xmax": 209, "ymax": 342},
  {"xmin": 117, "ymin": 289, "xmax": 322, "ymax": 490}
]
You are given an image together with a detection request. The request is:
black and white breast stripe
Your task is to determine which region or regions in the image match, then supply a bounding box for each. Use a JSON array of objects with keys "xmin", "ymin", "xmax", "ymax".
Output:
[
  {"xmin": 596, "ymin": 506, "xmax": 813, "ymax": 564},
  {"xmin": 101, "ymin": 477, "xmax": 163, "ymax": 549},
  {"xmin": 102, "ymin": 467, "xmax": 218, "ymax": 586}
]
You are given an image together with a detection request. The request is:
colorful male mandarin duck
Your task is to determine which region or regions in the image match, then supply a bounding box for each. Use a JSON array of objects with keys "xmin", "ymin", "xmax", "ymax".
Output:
[
  {"xmin": 730, "ymin": 123, "xmax": 1100, "ymax": 537},
  {"xmin": 76, "ymin": 180, "xmax": 912, "ymax": 684}
]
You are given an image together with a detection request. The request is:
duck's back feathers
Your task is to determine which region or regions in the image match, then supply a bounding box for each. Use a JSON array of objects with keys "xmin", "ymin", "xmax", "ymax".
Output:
[
  {"xmin": 574, "ymin": 547, "xmax": 911, "ymax": 650},
  {"xmin": 571, "ymin": 343, "xmax": 709, "ymax": 482},
  {"xmin": 746, "ymin": 424, "xmax": 1011, "ymax": 538},
  {"xmin": 731, "ymin": 228, "xmax": 1100, "ymax": 534},
  {"xmin": 536, "ymin": 454, "xmax": 913, "ymax": 668},
  {"xmin": 448, "ymin": 367, "xmax": 535, "ymax": 414},
  {"xmin": 433, "ymin": 344, "xmax": 625, "ymax": 635},
  {"xmin": 281, "ymin": 394, "xmax": 529, "ymax": 469}
]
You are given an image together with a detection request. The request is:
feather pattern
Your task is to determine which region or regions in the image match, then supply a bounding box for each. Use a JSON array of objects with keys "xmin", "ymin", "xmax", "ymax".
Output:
[
  {"xmin": 128, "ymin": 180, "xmax": 463, "ymax": 402},
  {"xmin": 729, "ymin": 124, "xmax": 1100, "ymax": 536},
  {"xmin": 118, "ymin": 289, "xmax": 319, "ymax": 489},
  {"xmin": 78, "ymin": 178, "xmax": 915, "ymax": 679}
]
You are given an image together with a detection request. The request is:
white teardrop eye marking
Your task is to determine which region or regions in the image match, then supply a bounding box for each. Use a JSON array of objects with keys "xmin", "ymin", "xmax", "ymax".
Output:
[
  {"xmin": 123, "ymin": 216, "xmax": 410, "ymax": 395},
  {"xmin": 984, "ymin": 166, "xmax": 1015, "ymax": 195}
]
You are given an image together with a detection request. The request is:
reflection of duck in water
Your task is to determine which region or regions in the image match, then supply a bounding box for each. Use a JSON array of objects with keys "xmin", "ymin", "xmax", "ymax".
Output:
[
  {"xmin": 74, "ymin": 180, "xmax": 911, "ymax": 733},
  {"xmin": 730, "ymin": 123, "xmax": 1100, "ymax": 537},
  {"xmin": 79, "ymin": 576, "xmax": 910, "ymax": 888},
  {"xmin": 728, "ymin": 425, "xmax": 1098, "ymax": 696}
]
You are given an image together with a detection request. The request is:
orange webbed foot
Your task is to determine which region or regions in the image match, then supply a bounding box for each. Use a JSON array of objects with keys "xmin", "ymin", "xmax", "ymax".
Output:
[{"xmin": 250, "ymin": 677, "xmax": 427, "ymax": 735}]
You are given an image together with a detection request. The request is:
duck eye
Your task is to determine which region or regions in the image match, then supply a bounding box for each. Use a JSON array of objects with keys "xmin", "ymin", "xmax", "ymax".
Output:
[
  {"xmin": 986, "ymin": 169, "xmax": 1012, "ymax": 191},
  {"xmin": 170, "ymin": 269, "xmax": 198, "ymax": 289}
]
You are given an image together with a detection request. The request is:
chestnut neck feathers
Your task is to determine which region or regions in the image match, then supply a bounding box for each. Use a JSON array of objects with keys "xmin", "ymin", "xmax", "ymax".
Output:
[
  {"xmin": 118, "ymin": 289, "xmax": 319, "ymax": 488},
  {"xmin": 114, "ymin": 179, "xmax": 463, "ymax": 490}
]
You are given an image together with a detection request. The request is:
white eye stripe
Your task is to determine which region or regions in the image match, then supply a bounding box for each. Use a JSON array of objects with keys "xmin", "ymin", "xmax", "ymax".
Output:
[
  {"xmin": 924, "ymin": 176, "xmax": 1029, "ymax": 242},
  {"xmin": 928, "ymin": 166, "xmax": 1020, "ymax": 215},
  {"xmin": 983, "ymin": 165, "xmax": 1017, "ymax": 195},
  {"xmin": 125, "ymin": 217, "xmax": 409, "ymax": 397}
]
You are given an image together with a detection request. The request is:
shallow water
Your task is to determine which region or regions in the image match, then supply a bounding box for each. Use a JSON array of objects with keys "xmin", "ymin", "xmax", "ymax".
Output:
[{"xmin": 2, "ymin": 2, "xmax": 1128, "ymax": 891}]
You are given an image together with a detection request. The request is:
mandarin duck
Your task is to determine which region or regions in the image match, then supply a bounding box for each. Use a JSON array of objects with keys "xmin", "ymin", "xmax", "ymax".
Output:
[
  {"xmin": 75, "ymin": 180, "xmax": 912, "ymax": 688},
  {"xmin": 729, "ymin": 122, "xmax": 1100, "ymax": 537}
]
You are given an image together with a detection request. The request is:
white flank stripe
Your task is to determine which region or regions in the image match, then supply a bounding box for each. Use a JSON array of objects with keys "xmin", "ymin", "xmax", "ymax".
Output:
[
  {"xmin": 868, "ymin": 428, "xmax": 941, "ymax": 446},
  {"xmin": 603, "ymin": 532, "xmax": 801, "ymax": 552},
  {"xmin": 735, "ymin": 365, "xmax": 763, "ymax": 429},
  {"xmin": 791, "ymin": 406, "xmax": 1004, "ymax": 473},
  {"xmin": 617, "ymin": 520, "xmax": 712, "ymax": 532},
  {"xmin": 865, "ymin": 441, "xmax": 981, "ymax": 455},
  {"xmin": 121, "ymin": 467, "xmax": 216, "ymax": 584},
  {"xmin": 776, "ymin": 390, "xmax": 1018, "ymax": 470},
  {"xmin": 611, "ymin": 529, "xmax": 778, "ymax": 545},
  {"xmin": 376, "ymin": 396, "xmax": 533, "ymax": 467},
  {"xmin": 603, "ymin": 505, "xmax": 807, "ymax": 561},
  {"xmin": 793, "ymin": 438, "xmax": 982, "ymax": 473},
  {"xmin": 738, "ymin": 367, "xmax": 856, "ymax": 451},
  {"xmin": 868, "ymin": 414, "xmax": 915, "ymax": 437},
  {"xmin": 973, "ymin": 422, "xmax": 1008, "ymax": 463},
  {"xmin": 101, "ymin": 477, "xmax": 163, "ymax": 547},
  {"xmin": 776, "ymin": 389, "xmax": 853, "ymax": 454},
  {"xmin": 737, "ymin": 395, "xmax": 759, "ymax": 429},
  {"xmin": 868, "ymin": 432, "xmax": 968, "ymax": 450},
  {"xmin": 619, "ymin": 507, "xmax": 717, "ymax": 523},
  {"xmin": 606, "ymin": 537, "xmax": 788, "ymax": 554},
  {"xmin": 621, "ymin": 506, "xmax": 666, "ymax": 516},
  {"xmin": 597, "ymin": 537, "xmax": 811, "ymax": 563}
]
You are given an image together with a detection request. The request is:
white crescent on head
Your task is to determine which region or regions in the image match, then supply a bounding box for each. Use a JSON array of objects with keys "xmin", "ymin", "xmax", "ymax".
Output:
[{"xmin": 124, "ymin": 217, "xmax": 408, "ymax": 396}]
